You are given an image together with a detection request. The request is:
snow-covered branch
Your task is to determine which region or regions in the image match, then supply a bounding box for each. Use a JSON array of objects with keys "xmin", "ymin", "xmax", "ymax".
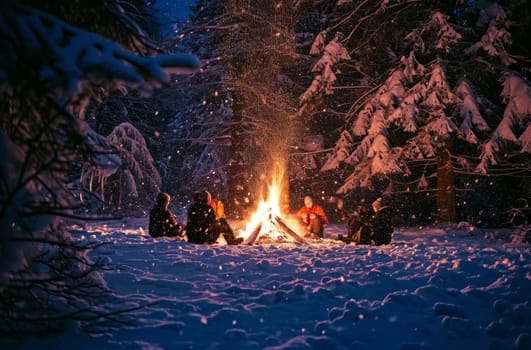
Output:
[{"xmin": 0, "ymin": 2, "xmax": 199, "ymax": 101}]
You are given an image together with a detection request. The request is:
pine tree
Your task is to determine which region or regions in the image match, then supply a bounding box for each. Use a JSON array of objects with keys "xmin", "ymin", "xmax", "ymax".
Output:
[
  {"xmin": 299, "ymin": 0, "xmax": 530, "ymax": 225},
  {"xmin": 0, "ymin": 1, "xmax": 198, "ymax": 336},
  {"xmin": 101, "ymin": 122, "xmax": 161, "ymax": 214}
]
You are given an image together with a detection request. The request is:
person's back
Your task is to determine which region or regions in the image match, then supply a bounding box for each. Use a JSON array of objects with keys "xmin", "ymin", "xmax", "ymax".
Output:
[
  {"xmin": 347, "ymin": 204, "xmax": 373, "ymax": 244},
  {"xmin": 371, "ymin": 206, "xmax": 393, "ymax": 245},
  {"xmin": 204, "ymin": 191, "xmax": 242, "ymax": 245},
  {"xmin": 149, "ymin": 192, "xmax": 180, "ymax": 238},
  {"xmin": 149, "ymin": 206, "xmax": 164, "ymax": 237},
  {"xmin": 187, "ymin": 192, "xmax": 218, "ymax": 244}
]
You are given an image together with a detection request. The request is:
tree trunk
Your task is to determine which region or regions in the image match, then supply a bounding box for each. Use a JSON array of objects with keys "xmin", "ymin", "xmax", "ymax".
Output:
[
  {"xmin": 223, "ymin": 1, "xmax": 299, "ymax": 220},
  {"xmin": 436, "ymin": 147, "xmax": 457, "ymax": 222},
  {"xmin": 280, "ymin": 172, "xmax": 291, "ymax": 217},
  {"xmin": 227, "ymin": 90, "xmax": 252, "ymax": 220}
]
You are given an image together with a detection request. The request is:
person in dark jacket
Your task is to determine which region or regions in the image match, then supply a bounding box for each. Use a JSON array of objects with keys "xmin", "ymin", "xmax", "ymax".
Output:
[
  {"xmin": 337, "ymin": 197, "xmax": 393, "ymax": 245},
  {"xmin": 186, "ymin": 191, "xmax": 242, "ymax": 245},
  {"xmin": 337, "ymin": 201, "xmax": 373, "ymax": 244},
  {"xmin": 149, "ymin": 192, "xmax": 183, "ymax": 238},
  {"xmin": 370, "ymin": 198, "xmax": 393, "ymax": 245},
  {"xmin": 334, "ymin": 198, "xmax": 350, "ymax": 225}
]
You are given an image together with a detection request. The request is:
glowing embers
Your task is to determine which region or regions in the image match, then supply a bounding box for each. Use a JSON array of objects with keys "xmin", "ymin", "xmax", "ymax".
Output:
[{"xmin": 242, "ymin": 210, "xmax": 303, "ymax": 245}]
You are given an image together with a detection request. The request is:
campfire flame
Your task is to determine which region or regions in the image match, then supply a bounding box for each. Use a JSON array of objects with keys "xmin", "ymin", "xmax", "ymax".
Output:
[
  {"xmin": 238, "ymin": 165, "xmax": 303, "ymax": 243},
  {"xmin": 241, "ymin": 174, "xmax": 283, "ymax": 241}
]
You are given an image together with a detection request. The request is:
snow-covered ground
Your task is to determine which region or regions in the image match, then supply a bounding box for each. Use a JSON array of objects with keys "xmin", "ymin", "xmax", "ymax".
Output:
[{"xmin": 12, "ymin": 219, "xmax": 531, "ymax": 350}]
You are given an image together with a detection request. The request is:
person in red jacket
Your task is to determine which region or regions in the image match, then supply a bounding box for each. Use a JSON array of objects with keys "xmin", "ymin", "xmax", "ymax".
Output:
[{"xmin": 297, "ymin": 195, "xmax": 329, "ymax": 238}]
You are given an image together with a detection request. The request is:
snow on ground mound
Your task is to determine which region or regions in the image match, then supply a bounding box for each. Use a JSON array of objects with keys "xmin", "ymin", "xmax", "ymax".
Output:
[{"xmin": 11, "ymin": 219, "xmax": 531, "ymax": 350}]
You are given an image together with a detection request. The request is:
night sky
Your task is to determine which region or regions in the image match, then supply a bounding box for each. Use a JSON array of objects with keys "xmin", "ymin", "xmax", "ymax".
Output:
[{"xmin": 154, "ymin": 0, "xmax": 196, "ymax": 21}]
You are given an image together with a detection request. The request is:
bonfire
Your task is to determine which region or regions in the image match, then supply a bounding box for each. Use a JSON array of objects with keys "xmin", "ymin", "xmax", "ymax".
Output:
[{"xmin": 238, "ymin": 171, "xmax": 305, "ymax": 245}]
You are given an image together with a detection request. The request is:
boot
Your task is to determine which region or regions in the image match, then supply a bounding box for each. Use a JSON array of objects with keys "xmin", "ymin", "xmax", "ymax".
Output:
[
  {"xmin": 337, "ymin": 234, "xmax": 351, "ymax": 243},
  {"xmin": 225, "ymin": 234, "xmax": 243, "ymax": 245},
  {"xmin": 227, "ymin": 237, "xmax": 243, "ymax": 245}
]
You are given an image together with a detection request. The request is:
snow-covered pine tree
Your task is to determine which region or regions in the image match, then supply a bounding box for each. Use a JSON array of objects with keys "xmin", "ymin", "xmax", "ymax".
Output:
[
  {"xmin": 463, "ymin": 0, "xmax": 515, "ymax": 66},
  {"xmin": 300, "ymin": 31, "xmax": 351, "ymax": 106},
  {"xmin": 477, "ymin": 72, "xmax": 531, "ymax": 173},
  {"xmin": 317, "ymin": 1, "xmax": 530, "ymax": 225},
  {"xmin": 101, "ymin": 122, "xmax": 162, "ymax": 214},
  {"xmin": 290, "ymin": 0, "xmax": 430, "ymax": 207},
  {"xmin": 0, "ymin": 1, "xmax": 198, "ymax": 336}
]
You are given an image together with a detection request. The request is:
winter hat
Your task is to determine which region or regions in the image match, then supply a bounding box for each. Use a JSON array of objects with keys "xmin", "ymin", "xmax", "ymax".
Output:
[
  {"xmin": 194, "ymin": 191, "xmax": 209, "ymax": 203},
  {"xmin": 157, "ymin": 192, "xmax": 170, "ymax": 207}
]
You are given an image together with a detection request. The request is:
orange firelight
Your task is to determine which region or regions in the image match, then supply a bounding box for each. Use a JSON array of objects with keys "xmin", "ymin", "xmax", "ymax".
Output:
[{"xmin": 239, "ymin": 163, "xmax": 303, "ymax": 243}]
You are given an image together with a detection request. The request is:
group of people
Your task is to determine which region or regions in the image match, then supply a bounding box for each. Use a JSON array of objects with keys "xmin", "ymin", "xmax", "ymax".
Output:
[
  {"xmin": 335, "ymin": 197, "xmax": 393, "ymax": 245},
  {"xmin": 296, "ymin": 195, "xmax": 393, "ymax": 245},
  {"xmin": 186, "ymin": 191, "xmax": 243, "ymax": 245},
  {"xmin": 149, "ymin": 190, "xmax": 242, "ymax": 245},
  {"xmin": 149, "ymin": 191, "xmax": 393, "ymax": 246}
]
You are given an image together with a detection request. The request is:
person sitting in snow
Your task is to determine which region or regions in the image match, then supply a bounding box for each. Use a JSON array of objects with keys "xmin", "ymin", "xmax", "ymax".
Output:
[
  {"xmin": 297, "ymin": 195, "xmax": 329, "ymax": 238},
  {"xmin": 186, "ymin": 191, "xmax": 241, "ymax": 245},
  {"xmin": 149, "ymin": 192, "xmax": 184, "ymax": 238},
  {"xmin": 206, "ymin": 191, "xmax": 243, "ymax": 245},
  {"xmin": 337, "ymin": 197, "xmax": 393, "ymax": 245},
  {"xmin": 337, "ymin": 199, "xmax": 373, "ymax": 244},
  {"xmin": 334, "ymin": 198, "xmax": 351, "ymax": 225},
  {"xmin": 369, "ymin": 197, "xmax": 393, "ymax": 245}
]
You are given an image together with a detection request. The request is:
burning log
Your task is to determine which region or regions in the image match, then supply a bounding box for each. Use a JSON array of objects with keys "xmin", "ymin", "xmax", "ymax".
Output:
[
  {"xmin": 273, "ymin": 216, "xmax": 305, "ymax": 243},
  {"xmin": 242, "ymin": 214, "xmax": 306, "ymax": 245},
  {"xmin": 243, "ymin": 221, "xmax": 263, "ymax": 245}
]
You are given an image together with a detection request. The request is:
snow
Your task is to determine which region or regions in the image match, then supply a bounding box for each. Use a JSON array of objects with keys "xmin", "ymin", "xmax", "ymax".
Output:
[
  {"xmin": 301, "ymin": 32, "xmax": 351, "ymax": 103},
  {"xmin": 8, "ymin": 219, "xmax": 530, "ymax": 350},
  {"xmin": 427, "ymin": 112, "xmax": 458, "ymax": 136},
  {"xmin": 309, "ymin": 30, "xmax": 327, "ymax": 56},
  {"xmin": 501, "ymin": 74, "xmax": 531, "ymax": 119},
  {"xmin": 400, "ymin": 52, "xmax": 426, "ymax": 83},
  {"xmin": 405, "ymin": 12, "xmax": 462, "ymax": 54},
  {"xmin": 464, "ymin": 1, "xmax": 514, "ymax": 65},
  {"xmin": 368, "ymin": 135, "xmax": 402, "ymax": 175},
  {"xmin": 455, "ymin": 78, "xmax": 490, "ymax": 133},
  {"xmin": 321, "ymin": 131, "xmax": 351, "ymax": 171},
  {"xmin": 0, "ymin": 2, "xmax": 199, "ymax": 98},
  {"xmin": 520, "ymin": 125, "xmax": 531, "ymax": 152},
  {"xmin": 477, "ymin": 73, "xmax": 531, "ymax": 172}
]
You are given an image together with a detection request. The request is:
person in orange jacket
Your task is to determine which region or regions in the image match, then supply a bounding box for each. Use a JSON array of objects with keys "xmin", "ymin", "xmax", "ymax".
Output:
[
  {"xmin": 206, "ymin": 191, "xmax": 243, "ymax": 245},
  {"xmin": 206, "ymin": 191, "xmax": 225, "ymax": 221},
  {"xmin": 297, "ymin": 195, "xmax": 328, "ymax": 238}
]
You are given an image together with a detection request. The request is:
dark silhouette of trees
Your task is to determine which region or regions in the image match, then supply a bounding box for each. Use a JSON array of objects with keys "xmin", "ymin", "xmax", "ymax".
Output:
[{"xmin": 0, "ymin": 1, "xmax": 197, "ymax": 337}]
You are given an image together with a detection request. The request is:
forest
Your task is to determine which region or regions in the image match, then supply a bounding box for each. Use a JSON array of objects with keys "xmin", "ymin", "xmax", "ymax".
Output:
[
  {"xmin": 0, "ymin": 0, "xmax": 529, "ymax": 339},
  {"xmin": 3, "ymin": 1, "xmax": 529, "ymax": 226},
  {"xmin": 167, "ymin": 0, "xmax": 530, "ymax": 228}
]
